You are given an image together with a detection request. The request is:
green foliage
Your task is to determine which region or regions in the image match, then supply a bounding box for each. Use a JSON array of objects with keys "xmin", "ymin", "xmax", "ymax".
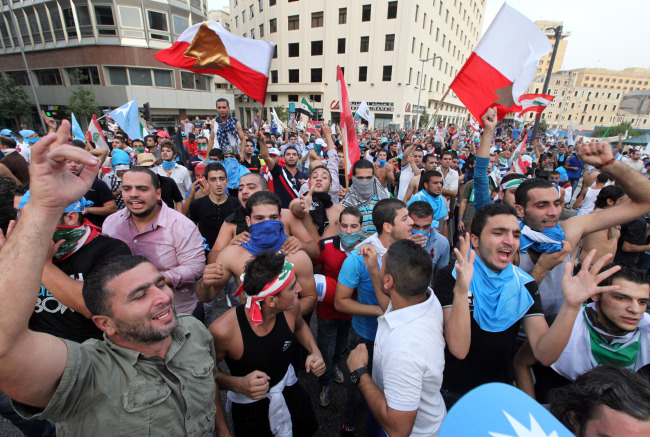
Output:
[
  {"xmin": 0, "ymin": 77, "xmax": 32, "ymax": 128},
  {"xmin": 274, "ymin": 105, "xmax": 289, "ymax": 123},
  {"xmin": 538, "ymin": 118, "xmax": 548, "ymax": 134},
  {"xmin": 418, "ymin": 107, "xmax": 430, "ymax": 128},
  {"xmin": 592, "ymin": 122, "xmax": 644, "ymax": 138},
  {"xmin": 66, "ymin": 86, "xmax": 99, "ymax": 130}
]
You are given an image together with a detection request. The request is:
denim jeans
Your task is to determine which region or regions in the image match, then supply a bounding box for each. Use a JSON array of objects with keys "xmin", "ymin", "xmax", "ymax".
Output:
[
  {"xmin": 0, "ymin": 390, "xmax": 56, "ymax": 437},
  {"xmin": 317, "ymin": 317, "xmax": 351, "ymax": 387},
  {"xmin": 342, "ymin": 328, "xmax": 375, "ymax": 429}
]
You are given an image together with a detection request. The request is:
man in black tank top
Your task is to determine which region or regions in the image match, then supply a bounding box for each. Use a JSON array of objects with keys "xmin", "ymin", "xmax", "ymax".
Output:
[{"xmin": 210, "ymin": 252, "xmax": 325, "ymax": 436}]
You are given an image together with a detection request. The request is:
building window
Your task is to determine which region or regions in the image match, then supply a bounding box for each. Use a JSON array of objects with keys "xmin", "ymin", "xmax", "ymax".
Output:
[
  {"xmin": 35, "ymin": 69, "xmax": 62, "ymax": 86},
  {"xmin": 408, "ymin": 67, "xmax": 412, "ymax": 84},
  {"xmin": 337, "ymin": 38, "xmax": 346, "ymax": 54},
  {"xmin": 359, "ymin": 66, "xmax": 368, "ymax": 82},
  {"xmin": 415, "ymin": 5, "xmax": 419, "ymax": 21},
  {"xmin": 387, "ymin": 1, "xmax": 398, "ymax": 19},
  {"xmin": 129, "ymin": 68, "xmax": 153, "ymax": 86},
  {"xmin": 6, "ymin": 71, "xmax": 29, "ymax": 86},
  {"xmin": 289, "ymin": 69, "xmax": 299, "ymax": 83},
  {"xmin": 360, "ymin": 36, "xmax": 369, "ymax": 52},
  {"xmin": 273, "ymin": 45, "xmax": 278, "ymax": 58},
  {"xmin": 147, "ymin": 10, "xmax": 169, "ymax": 40},
  {"xmin": 235, "ymin": 16, "xmax": 238, "ymax": 27},
  {"xmin": 311, "ymin": 68, "xmax": 322, "ymax": 83},
  {"xmin": 250, "ymin": 28, "xmax": 255, "ymax": 39},
  {"xmin": 339, "ymin": 8, "xmax": 347, "ymax": 24},
  {"xmin": 270, "ymin": 18, "xmax": 277, "ymax": 33},
  {"xmin": 385, "ymin": 34, "xmax": 395, "ymax": 51},
  {"xmin": 288, "ymin": 42, "xmax": 299, "ymax": 57},
  {"xmin": 26, "ymin": 13, "xmax": 41, "ymax": 44},
  {"xmin": 153, "ymin": 70, "xmax": 173, "ymax": 87},
  {"xmin": 271, "ymin": 94, "xmax": 278, "ymax": 102},
  {"xmin": 181, "ymin": 71, "xmax": 209, "ymax": 90},
  {"xmin": 259, "ymin": 0, "xmax": 264, "ymax": 12},
  {"xmin": 310, "ymin": 95, "xmax": 322, "ymax": 103},
  {"xmin": 250, "ymin": 5, "xmax": 254, "ymax": 19},
  {"xmin": 67, "ymin": 67, "xmax": 100, "ymax": 85},
  {"xmin": 288, "ymin": 94, "xmax": 299, "ymax": 102},
  {"xmin": 411, "ymin": 37, "xmax": 415, "ymax": 53},
  {"xmin": 288, "ymin": 15, "xmax": 299, "ymax": 30},
  {"xmin": 382, "ymin": 65, "xmax": 392, "ymax": 82},
  {"xmin": 271, "ymin": 70, "xmax": 278, "ymax": 83},
  {"xmin": 270, "ymin": 0, "xmax": 276, "ymax": 5},
  {"xmin": 362, "ymin": 4, "xmax": 371, "ymax": 22},
  {"xmin": 311, "ymin": 11, "xmax": 323, "ymax": 28},
  {"xmin": 107, "ymin": 67, "xmax": 128, "ymax": 85},
  {"xmin": 259, "ymin": 23, "xmax": 264, "ymax": 37},
  {"xmin": 172, "ymin": 15, "xmax": 189, "ymax": 35},
  {"xmin": 311, "ymin": 40, "xmax": 323, "ymax": 56}
]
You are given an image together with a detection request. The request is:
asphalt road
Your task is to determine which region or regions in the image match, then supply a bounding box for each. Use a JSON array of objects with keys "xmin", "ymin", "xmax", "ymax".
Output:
[{"xmin": 0, "ymin": 291, "xmax": 366, "ymax": 436}]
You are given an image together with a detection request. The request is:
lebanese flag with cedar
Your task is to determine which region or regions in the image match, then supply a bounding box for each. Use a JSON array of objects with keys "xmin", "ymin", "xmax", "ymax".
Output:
[
  {"xmin": 511, "ymin": 132, "xmax": 531, "ymax": 174},
  {"xmin": 337, "ymin": 66, "xmax": 360, "ymax": 178},
  {"xmin": 450, "ymin": 4, "xmax": 551, "ymax": 127},
  {"xmin": 154, "ymin": 21, "xmax": 274, "ymax": 104},
  {"xmin": 516, "ymin": 93, "xmax": 555, "ymax": 119}
]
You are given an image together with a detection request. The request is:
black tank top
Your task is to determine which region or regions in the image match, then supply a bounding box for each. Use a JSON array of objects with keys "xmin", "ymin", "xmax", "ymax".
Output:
[
  {"xmin": 225, "ymin": 305, "xmax": 295, "ymax": 387},
  {"xmin": 225, "ymin": 206, "xmax": 249, "ymax": 235}
]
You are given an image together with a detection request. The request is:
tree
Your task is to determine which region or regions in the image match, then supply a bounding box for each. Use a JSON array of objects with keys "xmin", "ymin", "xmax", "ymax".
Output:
[
  {"xmin": 274, "ymin": 105, "xmax": 289, "ymax": 124},
  {"xmin": 66, "ymin": 70, "xmax": 99, "ymax": 130},
  {"xmin": 538, "ymin": 118, "xmax": 548, "ymax": 134},
  {"xmin": 592, "ymin": 122, "xmax": 644, "ymax": 138},
  {"xmin": 418, "ymin": 108, "xmax": 430, "ymax": 128},
  {"xmin": 0, "ymin": 77, "xmax": 32, "ymax": 129}
]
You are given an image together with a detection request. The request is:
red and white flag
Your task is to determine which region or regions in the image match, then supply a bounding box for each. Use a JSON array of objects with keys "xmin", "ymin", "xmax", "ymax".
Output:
[
  {"xmin": 88, "ymin": 114, "xmax": 108, "ymax": 149},
  {"xmin": 511, "ymin": 132, "xmax": 531, "ymax": 174},
  {"xmin": 154, "ymin": 21, "xmax": 274, "ymax": 104},
  {"xmin": 517, "ymin": 93, "xmax": 554, "ymax": 119},
  {"xmin": 469, "ymin": 117, "xmax": 480, "ymax": 132},
  {"xmin": 450, "ymin": 4, "xmax": 551, "ymax": 126},
  {"xmin": 337, "ymin": 66, "xmax": 360, "ymax": 178}
]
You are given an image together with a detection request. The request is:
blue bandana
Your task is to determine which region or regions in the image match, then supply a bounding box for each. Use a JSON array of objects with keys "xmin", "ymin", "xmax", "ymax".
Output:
[
  {"xmin": 377, "ymin": 159, "xmax": 387, "ymax": 167},
  {"xmin": 19, "ymin": 191, "xmax": 93, "ymax": 213},
  {"xmin": 223, "ymin": 157, "xmax": 250, "ymax": 190},
  {"xmin": 407, "ymin": 189, "xmax": 447, "ymax": 228},
  {"xmin": 242, "ymin": 220, "xmax": 288, "ymax": 255},
  {"xmin": 161, "ymin": 160, "xmax": 176, "ymax": 170},
  {"xmin": 453, "ymin": 255, "xmax": 534, "ymax": 332},
  {"xmin": 520, "ymin": 222, "xmax": 565, "ymax": 253}
]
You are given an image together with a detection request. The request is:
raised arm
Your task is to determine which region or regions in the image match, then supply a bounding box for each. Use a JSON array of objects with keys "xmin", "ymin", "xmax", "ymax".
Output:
[
  {"xmin": 473, "ymin": 108, "xmax": 497, "ymax": 210},
  {"xmin": 0, "ymin": 121, "xmax": 100, "ymax": 408},
  {"xmin": 258, "ymin": 130, "xmax": 275, "ymax": 171}
]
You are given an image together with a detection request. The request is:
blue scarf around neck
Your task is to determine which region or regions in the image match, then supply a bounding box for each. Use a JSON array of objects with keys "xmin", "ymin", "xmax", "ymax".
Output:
[
  {"xmin": 407, "ymin": 189, "xmax": 447, "ymax": 228},
  {"xmin": 519, "ymin": 221, "xmax": 565, "ymax": 254}
]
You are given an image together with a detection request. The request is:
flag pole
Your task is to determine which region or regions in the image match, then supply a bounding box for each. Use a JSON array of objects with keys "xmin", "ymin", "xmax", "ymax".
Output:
[
  {"xmin": 343, "ymin": 134, "xmax": 350, "ymax": 190},
  {"xmin": 425, "ymin": 87, "xmax": 452, "ymax": 130}
]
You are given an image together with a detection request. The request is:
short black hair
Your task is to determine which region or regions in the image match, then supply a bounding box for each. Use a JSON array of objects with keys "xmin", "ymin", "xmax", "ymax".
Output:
[
  {"xmin": 339, "ymin": 206, "xmax": 363, "ymax": 225},
  {"xmin": 125, "ymin": 166, "xmax": 161, "ymax": 190},
  {"xmin": 309, "ymin": 164, "xmax": 331, "ymax": 180},
  {"xmin": 83, "ymin": 255, "xmax": 151, "ymax": 316},
  {"xmin": 596, "ymin": 172, "xmax": 610, "ymax": 184},
  {"xmin": 205, "ymin": 162, "xmax": 227, "ymax": 178},
  {"xmin": 549, "ymin": 366, "xmax": 650, "ymax": 434},
  {"xmin": 441, "ymin": 150, "xmax": 454, "ymax": 159},
  {"xmin": 284, "ymin": 145, "xmax": 298, "ymax": 155},
  {"xmin": 515, "ymin": 177, "xmax": 554, "ymax": 208},
  {"xmin": 352, "ymin": 159, "xmax": 374, "ymax": 176},
  {"xmin": 471, "ymin": 203, "xmax": 518, "ymax": 238},
  {"xmin": 240, "ymin": 172, "xmax": 269, "ymax": 190},
  {"xmin": 423, "ymin": 154, "xmax": 437, "ymax": 164},
  {"xmin": 0, "ymin": 137, "xmax": 16, "ymax": 149},
  {"xmin": 600, "ymin": 264, "xmax": 649, "ymax": 288},
  {"xmin": 216, "ymin": 98, "xmax": 230, "ymax": 107},
  {"xmin": 376, "ymin": 148, "xmax": 388, "ymax": 157},
  {"xmin": 245, "ymin": 190, "xmax": 281, "ymax": 216},
  {"xmin": 384, "ymin": 240, "xmax": 433, "ymax": 298},
  {"xmin": 242, "ymin": 251, "xmax": 286, "ymax": 297},
  {"xmin": 594, "ymin": 185, "xmax": 624, "ymax": 209},
  {"xmin": 422, "ymin": 170, "xmax": 443, "ymax": 187},
  {"xmin": 407, "ymin": 200, "xmax": 434, "ymax": 219},
  {"xmin": 209, "ymin": 148, "xmax": 224, "ymax": 160},
  {"xmin": 70, "ymin": 139, "xmax": 86, "ymax": 149},
  {"xmin": 372, "ymin": 198, "xmax": 406, "ymax": 235}
]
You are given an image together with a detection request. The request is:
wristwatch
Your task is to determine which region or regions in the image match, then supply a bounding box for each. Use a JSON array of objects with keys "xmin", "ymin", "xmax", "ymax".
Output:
[{"xmin": 350, "ymin": 366, "xmax": 369, "ymax": 385}]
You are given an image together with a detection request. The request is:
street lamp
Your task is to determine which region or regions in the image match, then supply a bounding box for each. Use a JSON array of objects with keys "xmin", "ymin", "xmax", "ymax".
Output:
[
  {"xmin": 416, "ymin": 55, "xmax": 441, "ymax": 128},
  {"xmin": 532, "ymin": 26, "xmax": 563, "ymax": 141}
]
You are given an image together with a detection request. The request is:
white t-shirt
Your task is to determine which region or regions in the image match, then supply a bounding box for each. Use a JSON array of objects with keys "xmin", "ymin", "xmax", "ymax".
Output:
[
  {"xmin": 439, "ymin": 167, "xmax": 459, "ymax": 212},
  {"xmin": 153, "ymin": 164, "xmax": 192, "ymax": 201},
  {"xmin": 398, "ymin": 163, "xmax": 415, "ymax": 200},
  {"xmin": 373, "ymin": 290, "xmax": 447, "ymax": 436}
]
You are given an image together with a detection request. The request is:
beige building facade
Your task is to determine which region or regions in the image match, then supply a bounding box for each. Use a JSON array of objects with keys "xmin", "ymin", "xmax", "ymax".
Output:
[
  {"xmin": 534, "ymin": 20, "xmax": 569, "ymax": 76},
  {"xmin": 222, "ymin": 0, "xmax": 486, "ymax": 129}
]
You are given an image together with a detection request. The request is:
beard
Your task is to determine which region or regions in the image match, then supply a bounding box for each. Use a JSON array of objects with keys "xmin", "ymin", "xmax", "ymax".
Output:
[{"xmin": 114, "ymin": 307, "xmax": 178, "ymax": 344}]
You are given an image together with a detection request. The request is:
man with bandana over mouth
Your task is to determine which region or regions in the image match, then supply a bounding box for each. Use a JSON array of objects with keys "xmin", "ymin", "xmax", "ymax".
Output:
[
  {"xmin": 197, "ymin": 190, "xmax": 317, "ymax": 319},
  {"xmin": 209, "ymin": 251, "xmax": 325, "ymax": 436}
]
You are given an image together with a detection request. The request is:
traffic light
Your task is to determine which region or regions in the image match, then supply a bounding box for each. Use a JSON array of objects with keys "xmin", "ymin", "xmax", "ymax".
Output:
[{"xmin": 140, "ymin": 102, "xmax": 151, "ymax": 121}]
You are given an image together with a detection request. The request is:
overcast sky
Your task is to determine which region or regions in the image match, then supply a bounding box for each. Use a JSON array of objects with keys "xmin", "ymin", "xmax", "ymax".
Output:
[{"xmin": 207, "ymin": 0, "xmax": 650, "ymax": 72}]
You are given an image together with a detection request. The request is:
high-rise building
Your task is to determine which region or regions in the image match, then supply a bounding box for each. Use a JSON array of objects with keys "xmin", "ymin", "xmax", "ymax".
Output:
[
  {"xmin": 222, "ymin": 0, "xmax": 486, "ymax": 129},
  {"xmin": 0, "ymin": 0, "xmax": 234, "ymax": 130},
  {"xmin": 534, "ymin": 21, "xmax": 569, "ymax": 76}
]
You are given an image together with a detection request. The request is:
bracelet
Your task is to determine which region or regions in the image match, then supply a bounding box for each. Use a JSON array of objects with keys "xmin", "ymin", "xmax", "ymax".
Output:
[
  {"xmin": 594, "ymin": 157, "xmax": 616, "ymax": 169},
  {"xmin": 458, "ymin": 218, "xmax": 463, "ymax": 221}
]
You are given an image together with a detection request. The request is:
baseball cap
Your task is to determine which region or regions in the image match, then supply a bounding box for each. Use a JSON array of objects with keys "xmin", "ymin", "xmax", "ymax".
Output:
[
  {"xmin": 269, "ymin": 148, "xmax": 280, "ymax": 156},
  {"xmin": 1, "ymin": 129, "xmax": 13, "ymax": 137},
  {"xmin": 137, "ymin": 153, "xmax": 155, "ymax": 167},
  {"xmin": 19, "ymin": 130, "xmax": 35, "ymax": 138},
  {"xmin": 156, "ymin": 131, "xmax": 170, "ymax": 139}
]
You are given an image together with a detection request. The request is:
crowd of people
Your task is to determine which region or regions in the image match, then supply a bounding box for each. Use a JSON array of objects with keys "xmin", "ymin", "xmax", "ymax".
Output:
[{"xmin": 0, "ymin": 100, "xmax": 649, "ymax": 437}]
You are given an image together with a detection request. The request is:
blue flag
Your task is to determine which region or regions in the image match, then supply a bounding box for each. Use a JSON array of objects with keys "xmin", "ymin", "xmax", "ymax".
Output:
[
  {"xmin": 440, "ymin": 383, "xmax": 573, "ymax": 437},
  {"xmin": 70, "ymin": 113, "xmax": 85, "ymax": 141},
  {"xmin": 108, "ymin": 99, "xmax": 141, "ymax": 140}
]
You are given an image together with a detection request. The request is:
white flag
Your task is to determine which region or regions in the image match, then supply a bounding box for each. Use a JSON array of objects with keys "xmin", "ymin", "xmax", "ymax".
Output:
[
  {"xmin": 355, "ymin": 100, "xmax": 373, "ymax": 124},
  {"xmin": 271, "ymin": 107, "xmax": 284, "ymax": 135}
]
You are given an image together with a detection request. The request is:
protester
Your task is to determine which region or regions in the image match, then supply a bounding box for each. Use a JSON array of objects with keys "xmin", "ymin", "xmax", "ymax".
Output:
[
  {"xmin": 101, "ymin": 148, "xmax": 129, "ymax": 210},
  {"xmin": 214, "ymin": 98, "xmax": 246, "ymax": 151},
  {"xmin": 408, "ymin": 200, "xmax": 450, "ymax": 285},
  {"xmin": 0, "ymin": 136, "xmax": 29, "ymax": 183},
  {"xmin": 153, "ymin": 140, "xmax": 192, "ymax": 202}
]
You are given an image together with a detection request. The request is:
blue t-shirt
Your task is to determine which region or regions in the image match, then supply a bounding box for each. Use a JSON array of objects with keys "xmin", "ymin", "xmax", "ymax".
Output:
[
  {"xmin": 337, "ymin": 251, "xmax": 379, "ymax": 341},
  {"xmin": 566, "ymin": 156, "xmax": 583, "ymax": 179},
  {"xmin": 512, "ymin": 128, "xmax": 521, "ymax": 141}
]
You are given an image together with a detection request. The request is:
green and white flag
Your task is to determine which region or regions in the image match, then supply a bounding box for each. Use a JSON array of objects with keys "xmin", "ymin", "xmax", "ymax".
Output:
[
  {"xmin": 355, "ymin": 100, "xmax": 373, "ymax": 124},
  {"xmin": 297, "ymin": 98, "xmax": 314, "ymax": 117}
]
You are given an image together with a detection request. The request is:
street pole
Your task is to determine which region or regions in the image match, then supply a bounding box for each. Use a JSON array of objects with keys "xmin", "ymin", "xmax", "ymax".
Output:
[
  {"xmin": 532, "ymin": 25, "xmax": 563, "ymax": 142},
  {"xmin": 415, "ymin": 55, "xmax": 441, "ymax": 129},
  {"xmin": 8, "ymin": 1, "xmax": 47, "ymax": 133}
]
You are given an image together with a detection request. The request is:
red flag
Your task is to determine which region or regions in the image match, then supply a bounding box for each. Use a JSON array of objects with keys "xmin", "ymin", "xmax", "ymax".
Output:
[
  {"xmin": 337, "ymin": 66, "xmax": 360, "ymax": 178},
  {"xmin": 155, "ymin": 21, "xmax": 274, "ymax": 104},
  {"xmin": 87, "ymin": 114, "xmax": 108, "ymax": 149},
  {"xmin": 450, "ymin": 5, "xmax": 551, "ymax": 126}
]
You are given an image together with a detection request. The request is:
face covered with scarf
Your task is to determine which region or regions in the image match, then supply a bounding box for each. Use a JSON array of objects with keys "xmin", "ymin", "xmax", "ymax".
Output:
[{"xmin": 243, "ymin": 202, "xmax": 287, "ymax": 255}]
